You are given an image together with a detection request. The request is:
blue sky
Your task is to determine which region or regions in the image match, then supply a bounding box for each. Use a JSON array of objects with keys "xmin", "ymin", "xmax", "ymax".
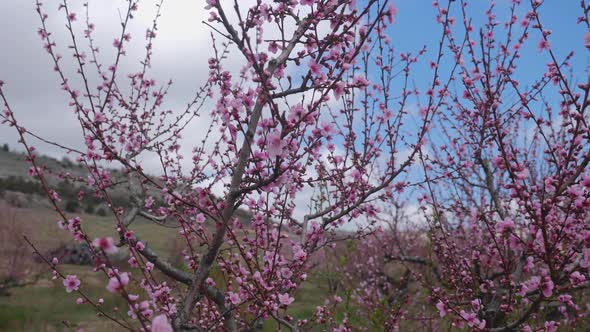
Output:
[{"xmin": 390, "ymin": 1, "xmax": 588, "ymax": 92}]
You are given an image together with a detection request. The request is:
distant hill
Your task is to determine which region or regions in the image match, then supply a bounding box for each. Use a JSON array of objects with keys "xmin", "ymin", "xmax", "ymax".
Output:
[
  {"xmin": 0, "ymin": 147, "xmax": 89, "ymax": 180},
  {"xmin": 0, "ymin": 146, "xmax": 130, "ymax": 214},
  {"xmin": 0, "ymin": 144, "xmax": 252, "ymax": 223}
]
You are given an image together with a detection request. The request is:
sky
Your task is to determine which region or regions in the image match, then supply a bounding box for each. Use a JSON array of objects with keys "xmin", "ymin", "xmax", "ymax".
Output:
[
  {"xmin": 1, "ymin": 0, "xmax": 586, "ymax": 154},
  {"xmin": 0, "ymin": 0, "xmax": 588, "ymax": 223},
  {"xmin": 0, "ymin": 1, "xmax": 212, "ymax": 162}
]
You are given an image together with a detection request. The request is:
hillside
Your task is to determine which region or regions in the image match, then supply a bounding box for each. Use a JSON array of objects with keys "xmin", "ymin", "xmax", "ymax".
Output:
[
  {"xmin": 0, "ymin": 146, "xmax": 315, "ymax": 332},
  {"xmin": 0, "ymin": 144, "xmax": 252, "ymax": 222},
  {"xmin": 0, "ymin": 145, "xmax": 135, "ymax": 214},
  {"xmin": 0, "ymin": 146, "xmax": 89, "ymax": 179}
]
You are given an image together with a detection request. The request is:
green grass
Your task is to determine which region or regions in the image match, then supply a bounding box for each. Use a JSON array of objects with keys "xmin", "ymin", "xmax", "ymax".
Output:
[
  {"xmin": 0, "ymin": 261, "xmax": 346, "ymax": 331},
  {"xmin": 0, "ymin": 207, "xmax": 179, "ymax": 331},
  {"xmin": 0, "ymin": 266, "xmax": 128, "ymax": 331},
  {"xmin": 0, "ymin": 207, "xmax": 365, "ymax": 331}
]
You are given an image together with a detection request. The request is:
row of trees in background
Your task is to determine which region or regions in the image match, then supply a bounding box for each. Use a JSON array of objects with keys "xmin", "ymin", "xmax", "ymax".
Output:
[
  {"xmin": 0, "ymin": 0, "xmax": 589, "ymax": 331},
  {"xmin": 0, "ymin": 175, "xmax": 116, "ymax": 215}
]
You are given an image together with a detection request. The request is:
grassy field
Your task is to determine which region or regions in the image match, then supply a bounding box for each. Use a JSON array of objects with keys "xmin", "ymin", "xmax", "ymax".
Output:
[
  {"xmin": 0, "ymin": 270, "xmax": 343, "ymax": 332},
  {"xmin": 0, "ymin": 207, "xmax": 345, "ymax": 331},
  {"xmin": 0, "ymin": 207, "xmax": 177, "ymax": 331},
  {"xmin": 0, "ymin": 150, "xmax": 342, "ymax": 331}
]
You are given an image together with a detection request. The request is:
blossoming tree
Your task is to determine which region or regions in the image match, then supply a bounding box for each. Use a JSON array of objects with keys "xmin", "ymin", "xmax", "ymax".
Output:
[
  {"xmin": 1, "ymin": 0, "xmax": 589, "ymax": 331},
  {"xmin": 421, "ymin": 1, "xmax": 590, "ymax": 330},
  {"xmin": 336, "ymin": 1, "xmax": 590, "ymax": 331},
  {"xmin": 0, "ymin": 0, "xmax": 430, "ymax": 330}
]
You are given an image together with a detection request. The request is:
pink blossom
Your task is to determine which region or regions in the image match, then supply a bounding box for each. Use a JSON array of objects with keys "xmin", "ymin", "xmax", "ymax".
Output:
[
  {"xmin": 459, "ymin": 310, "xmax": 476, "ymax": 326},
  {"xmin": 580, "ymin": 248, "xmax": 590, "ymax": 270},
  {"xmin": 195, "ymin": 213, "xmax": 206, "ymax": 223},
  {"xmin": 308, "ymin": 59, "xmax": 322, "ymax": 75},
  {"xmin": 519, "ymin": 276, "xmax": 540, "ymax": 297},
  {"xmin": 544, "ymin": 321, "xmax": 558, "ymax": 332},
  {"xmin": 585, "ymin": 31, "xmax": 590, "ymax": 49},
  {"xmin": 267, "ymin": 130, "xmax": 285, "ymax": 159},
  {"xmin": 204, "ymin": 0, "xmax": 217, "ymax": 10},
  {"xmin": 94, "ymin": 112, "xmax": 106, "ymax": 123},
  {"xmin": 228, "ymin": 292, "xmax": 241, "ymax": 305},
  {"xmin": 288, "ymin": 103, "xmax": 305, "ymax": 123},
  {"xmin": 537, "ymin": 39, "xmax": 550, "ymax": 52},
  {"xmin": 28, "ymin": 166, "xmax": 39, "ymax": 177},
  {"xmin": 135, "ymin": 241, "xmax": 145, "ymax": 251},
  {"xmin": 278, "ymin": 293, "xmax": 294, "ymax": 306},
  {"xmin": 459, "ymin": 310, "xmax": 485, "ymax": 329},
  {"xmin": 280, "ymin": 267, "xmax": 293, "ymax": 279},
  {"xmin": 436, "ymin": 300, "xmax": 446, "ymax": 317},
  {"xmin": 471, "ymin": 299, "xmax": 481, "ymax": 312},
  {"xmin": 385, "ymin": 3, "xmax": 397, "ymax": 24},
  {"xmin": 320, "ymin": 122, "xmax": 335, "ymax": 136},
  {"xmin": 124, "ymin": 230, "xmax": 134, "ymax": 240},
  {"xmin": 57, "ymin": 220, "xmax": 66, "ymax": 230},
  {"xmin": 63, "ymin": 275, "xmax": 81, "ymax": 293},
  {"xmin": 93, "ymin": 237, "xmax": 118, "ymax": 254},
  {"xmin": 514, "ymin": 167, "xmax": 529, "ymax": 180},
  {"xmin": 128, "ymin": 257, "xmax": 138, "ymax": 267},
  {"xmin": 293, "ymin": 245, "xmax": 307, "ymax": 261},
  {"xmin": 496, "ymin": 218, "xmax": 515, "ymax": 235},
  {"xmin": 144, "ymin": 196, "xmax": 155, "ymax": 208},
  {"xmin": 524, "ymin": 256, "xmax": 534, "ymax": 272},
  {"xmin": 558, "ymin": 294, "xmax": 572, "ymax": 305},
  {"xmin": 569, "ymin": 271, "xmax": 585, "ymax": 285},
  {"xmin": 541, "ymin": 276, "xmax": 554, "ymax": 297},
  {"xmin": 268, "ymin": 41, "xmax": 279, "ymax": 54},
  {"xmin": 106, "ymin": 272, "xmax": 130, "ymax": 293},
  {"xmin": 352, "ymin": 74, "xmax": 370, "ymax": 87},
  {"xmin": 151, "ymin": 314, "xmax": 173, "ymax": 332},
  {"xmin": 49, "ymin": 189, "xmax": 61, "ymax": 202}
]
